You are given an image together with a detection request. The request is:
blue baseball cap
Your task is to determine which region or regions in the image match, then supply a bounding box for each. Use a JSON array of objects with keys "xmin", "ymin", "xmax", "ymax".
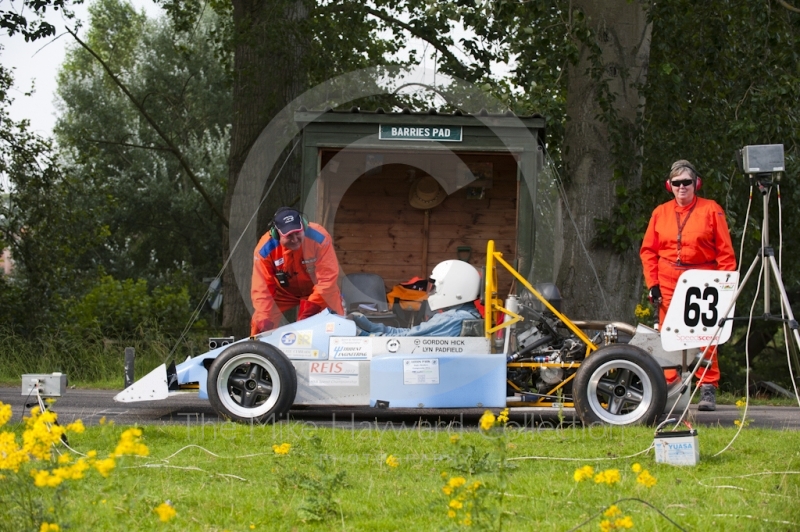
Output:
[{"xmin": 273, "ymin": 207, "xmax": 303, "ymax": 236}]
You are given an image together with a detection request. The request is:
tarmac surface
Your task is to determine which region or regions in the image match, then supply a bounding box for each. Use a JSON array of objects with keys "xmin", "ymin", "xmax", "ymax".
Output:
[{"xmin": 2, "ymin": 386, "xmax": 799, "ymax": 430}]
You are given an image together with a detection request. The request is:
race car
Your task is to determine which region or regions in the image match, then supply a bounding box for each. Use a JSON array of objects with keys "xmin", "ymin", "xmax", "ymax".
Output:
[{"xmin": 116, "ymin": 241, "xmax": 736, "ymax": 426}]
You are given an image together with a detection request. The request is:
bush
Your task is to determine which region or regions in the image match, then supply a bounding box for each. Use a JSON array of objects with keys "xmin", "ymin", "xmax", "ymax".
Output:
[{"xmin": 66, "ymin": 275, "xmax": 193, "ymax": 336}]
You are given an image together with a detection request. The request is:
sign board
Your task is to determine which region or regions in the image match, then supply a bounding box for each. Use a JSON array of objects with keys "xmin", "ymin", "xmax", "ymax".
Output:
[
  {"xmin": 379, "ymin": 125, "xmax": 463, "ymax": 142},
  {"xmin": 661, "ymin": 270, "xmax": 738, "ymax": 351}
]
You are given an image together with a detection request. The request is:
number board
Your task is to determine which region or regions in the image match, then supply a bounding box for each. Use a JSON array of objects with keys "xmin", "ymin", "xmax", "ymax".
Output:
[{"xmin": 661, "ymin": 270, "xmax": 739, "ymax": 352}]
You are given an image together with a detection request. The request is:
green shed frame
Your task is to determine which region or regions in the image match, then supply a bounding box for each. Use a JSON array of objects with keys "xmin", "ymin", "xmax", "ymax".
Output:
[{"xmin": 294, "ymin": 109, "xmax": 553, "ymax": 289}]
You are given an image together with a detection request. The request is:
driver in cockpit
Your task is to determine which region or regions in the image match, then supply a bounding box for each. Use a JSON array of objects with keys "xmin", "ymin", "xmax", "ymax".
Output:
[{"xmin": 350, "ymin": 260, "xmax": 482, "ymax": 337}]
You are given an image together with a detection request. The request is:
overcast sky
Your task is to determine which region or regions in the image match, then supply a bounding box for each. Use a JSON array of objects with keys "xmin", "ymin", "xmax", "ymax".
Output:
[{"xmin": 1, "ymin": 0, "xmax": 162, "ymax": 137}]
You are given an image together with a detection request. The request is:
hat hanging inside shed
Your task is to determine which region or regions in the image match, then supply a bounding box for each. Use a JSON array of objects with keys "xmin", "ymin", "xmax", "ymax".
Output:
[{"xmin": 408, "ymin": 176, "xmax": 446, "ymax": 210}]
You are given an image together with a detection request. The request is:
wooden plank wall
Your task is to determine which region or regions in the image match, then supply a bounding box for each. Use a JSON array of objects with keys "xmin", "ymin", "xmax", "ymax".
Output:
[{"xmin": 322, "ymin": 150, "xmax": 518, "ymax": 296}]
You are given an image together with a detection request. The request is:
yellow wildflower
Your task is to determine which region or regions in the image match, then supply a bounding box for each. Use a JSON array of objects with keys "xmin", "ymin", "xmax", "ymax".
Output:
[
  {"xmin": 479, "ymin": 411, "xmax": 495, "ymax": 431},
  {"xmin": 65, "ymin": 420, "xmax": 85, "ymax": 434},
  {"xmin": 448, "ymin": 476, "xmax": 466, "ymax": 488},
  {"xmin": 447, "ymin": 510, "xmax": 456, "ymax": 519},
  {"xmin": 631, "ymin": 463, "xmax": 642, "ymax": 473},
  {"xmin": 249, "ymin": 525, "xmax": 255, "ymax": 530},
  {"xmin": 497, "ymin": 408, "xmax": 509, "ymax": 424},
  {"xmin": 98, "ymin": 416, "xmax": 107, "ymax": 425},
  {"xmin": 734, "ymin": 419, "xmax": 741, "ymax": 426},
  {"xmin": 634, "ymin": 304, "xmax": 651, "ymax": 319},
  {"xmin": 735, "ymin": 399, "xmax": 745, "ymax": 408},
  {"xmin": 615, "ymin": 516, "xmax": 634, "ymax": 529},
  {"xmin": 271, "ymin": 443, "xmax": 291, "ymax": 455},
  {"xmin": 39, "ymin": 523, "xmax": 60, "ymax": 532},
  {"xmin": 450, "ymin": 434, "xmax": 460, "ymax": 444},
  {"xmin": 442, "ymin": 486, "xmax": 453, "ymax": 496},
  {"xmin": 23, "ymin": 408, "xmax": 65, "ymax": 460},
  {"xmin": 0, "ymin": 402, "xmax": 12, "ymax": 427},
  {"xmin": 94, "ymin": 457, "xmax": 116, "ymax": 478},
  {"xmin": 32, "ymin": 469, "xmax": 63, "ymax": 488},
  {"xmin": 57, "ymin": 453, "xmax": 71, "ymax": 465},
  {"xmin": 154, "ymin": 501, "xmax": 177, "ymax": 522},
  {"xmin": 599, "ymin": 519, "xmax": 613, "ymax": 532},
  {"xmin": 468, "ymin": 480, "xmax": 482, "ymax": 491},
  {"xmin": 114, "ymin": 428, "xmax": 149, "ymax": 457},
  {"xmin": 385, "ymin": 455, "xmax": 399, "ymax": 468},
  {"xmin": 636, "ymin": 470, "xmax": 657, "ymax": 488},
  {"xmin": 0, "ymin": 432, "xmax": 29, "ymax": 472},
  {"xmin": 449, "ymin": 499, "xmax": 463, "ymax": 510},
  {"xmin": 441, "ymin": 471, "xmax": 448, "ymax": 479},
  {"xmin": 461, "ymin": 516, "xmax": 473, "ymax": 526},
  {"xmin": 573, "ymin": 465, "xmax": 594, "ymax": 482},
  {"xmin": 594, "ymin": 469, "xmax": 621, "ymax": 485},
  {"xmin": 603, "ymin": 505, "xmax": 622, "ymax": 517}
]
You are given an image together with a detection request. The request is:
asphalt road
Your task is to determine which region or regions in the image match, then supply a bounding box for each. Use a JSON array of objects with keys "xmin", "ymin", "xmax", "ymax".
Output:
[{"xmin": 2, "ymin": 386, "xmax": 799, "ymax": 430}]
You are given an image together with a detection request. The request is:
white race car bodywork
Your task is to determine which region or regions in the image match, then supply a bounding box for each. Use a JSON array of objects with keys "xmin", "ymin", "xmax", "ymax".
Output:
[{"xmin": 115, "ymin": 310, "xmax": 507, "ymax": 410}]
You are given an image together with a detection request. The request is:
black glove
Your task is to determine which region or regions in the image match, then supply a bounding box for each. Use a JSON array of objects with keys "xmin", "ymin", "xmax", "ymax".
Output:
[{"xmin": 648, "ymin": 285, "xmax": 662, "ymax": 305}]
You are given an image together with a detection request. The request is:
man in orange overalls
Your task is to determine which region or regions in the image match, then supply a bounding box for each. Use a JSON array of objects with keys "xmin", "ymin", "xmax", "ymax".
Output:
[
  {"xmin": 640, "ymin": 160, "xmax": 736, "ymax": 411},
  {"xmin": 251, "ymin": 207, "xmax": 344, "ymax": 336}
]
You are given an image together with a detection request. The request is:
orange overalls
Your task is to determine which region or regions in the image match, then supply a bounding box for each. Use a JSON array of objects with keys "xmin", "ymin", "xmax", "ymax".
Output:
[
  {"xmin": 251, "ymin": 222, "xmax": 344, "ymax": 335},
  {"xmin": 640, "ymin": 196, "xmax": 737, "ymax": 386}
]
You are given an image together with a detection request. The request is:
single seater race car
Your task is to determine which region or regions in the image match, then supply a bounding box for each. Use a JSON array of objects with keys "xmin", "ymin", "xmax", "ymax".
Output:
[{"xmin": 116, "ymin": 241, "xmax": 737, "ymax": 426}]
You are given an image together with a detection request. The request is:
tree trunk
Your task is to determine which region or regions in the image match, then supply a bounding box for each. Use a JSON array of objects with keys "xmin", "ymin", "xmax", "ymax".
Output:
[
  {"xmin": 223, "ymin": 0, "xmax": 308, "ymax": 338},
  {"xmin": 557, "ymin": 0, "xmax": 652, "ymax": 322}
]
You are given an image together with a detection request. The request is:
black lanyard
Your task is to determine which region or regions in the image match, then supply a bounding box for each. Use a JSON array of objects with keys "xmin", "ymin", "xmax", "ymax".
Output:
[{"xmin": 675, "ymin": 200, "xmax": 698, "ymax": 265}]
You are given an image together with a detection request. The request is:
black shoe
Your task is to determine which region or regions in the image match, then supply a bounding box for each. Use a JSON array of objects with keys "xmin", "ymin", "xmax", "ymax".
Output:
[{"xmin": 698, "ymin": 384, "xmax": 716, "ymax": 411}]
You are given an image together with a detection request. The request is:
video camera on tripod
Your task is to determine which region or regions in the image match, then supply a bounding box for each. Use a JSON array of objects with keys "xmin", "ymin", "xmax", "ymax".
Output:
[{"xmin": 738, "ymin": 144, "xmax": 785, "ymax": 183}]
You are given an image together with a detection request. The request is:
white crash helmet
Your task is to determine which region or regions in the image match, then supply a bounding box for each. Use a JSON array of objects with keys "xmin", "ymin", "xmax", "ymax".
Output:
[{"xmin": 427, "ymin": 260, "xmax": 481, "ymax": 311}]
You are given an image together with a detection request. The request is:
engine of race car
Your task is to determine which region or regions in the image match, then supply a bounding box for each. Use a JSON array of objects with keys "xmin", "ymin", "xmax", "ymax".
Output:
[{"xmin": 506, "ymin": 283, "xmax": 588, "ymax": 398}]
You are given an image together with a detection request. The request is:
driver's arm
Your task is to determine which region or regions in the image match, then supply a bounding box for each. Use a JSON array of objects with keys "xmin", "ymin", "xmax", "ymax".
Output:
[{"xmin": 355, "ymin": 310, "xmax": 461, "ymax": 337}]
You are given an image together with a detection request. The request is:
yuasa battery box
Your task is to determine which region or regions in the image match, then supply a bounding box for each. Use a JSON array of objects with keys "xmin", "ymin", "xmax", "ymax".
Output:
[{"xmin": 654, "ymin": 428, "xmax": 700, "ymax": 466}]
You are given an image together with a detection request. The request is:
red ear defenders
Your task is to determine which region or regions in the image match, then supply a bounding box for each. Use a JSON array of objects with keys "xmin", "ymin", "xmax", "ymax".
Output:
[
  {"xmin": 665, "ymin": 176, "xmax": 702, "ymax": 192},
  {"xmin": 665, "ymin": 162, "xmax": 702, "ymax": 192}
]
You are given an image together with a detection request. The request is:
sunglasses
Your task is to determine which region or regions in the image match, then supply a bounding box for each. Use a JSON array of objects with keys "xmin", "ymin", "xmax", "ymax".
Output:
[{"xmin": 670, "ymin": 179, "xmax": 694, "ymax": 188}]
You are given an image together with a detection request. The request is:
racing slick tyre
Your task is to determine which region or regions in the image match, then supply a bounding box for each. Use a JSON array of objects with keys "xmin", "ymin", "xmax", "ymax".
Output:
[
  {"xmin": 573, "ymin": 344, "xmax": 667, "ymax": 426},
  {"xmin": 208, "ymin": 341, "xmax": 297, "ymax": 423}
]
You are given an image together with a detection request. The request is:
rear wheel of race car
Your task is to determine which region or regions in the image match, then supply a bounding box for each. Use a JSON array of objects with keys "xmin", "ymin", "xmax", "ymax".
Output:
[
  {"xmin": 207, "ymin": 341, "xmax": 297, "ymax": 423},
  {"xmin": 574, "ymin": 344, "xmax": 666, "ymax": 426}
]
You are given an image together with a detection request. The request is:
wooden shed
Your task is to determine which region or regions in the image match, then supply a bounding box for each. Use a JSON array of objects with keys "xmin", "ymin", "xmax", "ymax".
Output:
[{"xmin": 295, "ymin": 109, "xmax": 551, "ymax": 302}]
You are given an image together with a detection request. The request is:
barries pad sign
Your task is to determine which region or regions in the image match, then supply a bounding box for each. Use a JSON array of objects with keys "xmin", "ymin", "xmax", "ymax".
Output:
[{"xmin": 379, "ymin": 125, "xmax": 463, "ymax": 142}]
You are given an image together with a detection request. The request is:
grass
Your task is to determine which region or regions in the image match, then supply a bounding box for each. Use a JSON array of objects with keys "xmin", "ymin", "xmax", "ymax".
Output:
[
  {"xmin": 5, "ymin": 418, "xmax": 800, "ymax": 531},
  {"xmin": 0, "ymin": 329, "xmax": 207, "ymax": 388}
]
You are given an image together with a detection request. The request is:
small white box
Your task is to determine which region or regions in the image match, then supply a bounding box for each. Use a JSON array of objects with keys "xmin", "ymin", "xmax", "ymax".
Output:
[
  {"xmin": 654, "ymin": 429, "xmax": 699, "ymax": 466},
  {"xmin": 21, "ymin": 373, "xmax": 67, "ymax": 397}
]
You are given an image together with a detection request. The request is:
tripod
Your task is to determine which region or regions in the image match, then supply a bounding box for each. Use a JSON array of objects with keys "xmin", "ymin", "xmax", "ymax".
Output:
[{"xmin": 722, "ymin": 172, "xmax": 800, "ymax": 359}]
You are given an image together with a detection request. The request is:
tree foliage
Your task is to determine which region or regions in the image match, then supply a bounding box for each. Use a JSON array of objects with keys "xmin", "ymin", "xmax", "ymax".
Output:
[{"xmin": 54, "ymin": 0, "xmax": 231, "ymax": 288}]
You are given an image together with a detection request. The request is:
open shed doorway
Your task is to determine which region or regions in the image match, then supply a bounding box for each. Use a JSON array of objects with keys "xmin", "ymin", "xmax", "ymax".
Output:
[{"xmin": 318, "ymin": 148, "xmax": 519, "ymax": 296}]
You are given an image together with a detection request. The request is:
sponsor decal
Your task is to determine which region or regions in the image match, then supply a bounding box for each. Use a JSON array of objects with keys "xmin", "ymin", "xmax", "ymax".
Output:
[
  {"xmin": 403, "ymin": 358, "xmax": 440, "ymax": 385},
  {"xmin": 309, "ymin": 361, "xmax": 359, "ymax": 386},
  {"xmin": 274, "ymin": 258, "xmax": 284, "ymax": 266},
  {"xmin": 280, "ymin": 330, "xmax": 312, "ymax": 347},
  {"xmin": 386, "ymin": 338, "xmax": 400, "ymax": 353},
  {"xmin": 329, "ymin": 337, "xmax": 372, "ymax": 359},
  {"xmin": 282, "ymin": 348, "xmax": 320, "ymax": 359}
]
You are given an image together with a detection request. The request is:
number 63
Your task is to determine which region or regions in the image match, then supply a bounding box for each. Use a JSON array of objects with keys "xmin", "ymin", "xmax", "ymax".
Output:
[{"xmin": 684, "ymin": 287, "xmax": 718, "ymax": 327}]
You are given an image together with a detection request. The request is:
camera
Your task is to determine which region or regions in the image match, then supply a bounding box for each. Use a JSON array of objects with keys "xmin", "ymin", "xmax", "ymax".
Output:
[
  {"xmin": 738, "ymin": 144, "xmax": 785, "ymax": 175},
  {"xmin": 276, "ymin": 271, "xmax": 290, "ymax": 288}
]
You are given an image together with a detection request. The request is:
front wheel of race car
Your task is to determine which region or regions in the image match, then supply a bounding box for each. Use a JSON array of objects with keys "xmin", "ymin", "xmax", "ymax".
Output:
[
  {"xmin": 573, "ymin": 344, "xmax": 666, "ymax": 426},
  {"xmin": 207, "ymin": 341, "xmax": 297, "ymax": 423}
]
